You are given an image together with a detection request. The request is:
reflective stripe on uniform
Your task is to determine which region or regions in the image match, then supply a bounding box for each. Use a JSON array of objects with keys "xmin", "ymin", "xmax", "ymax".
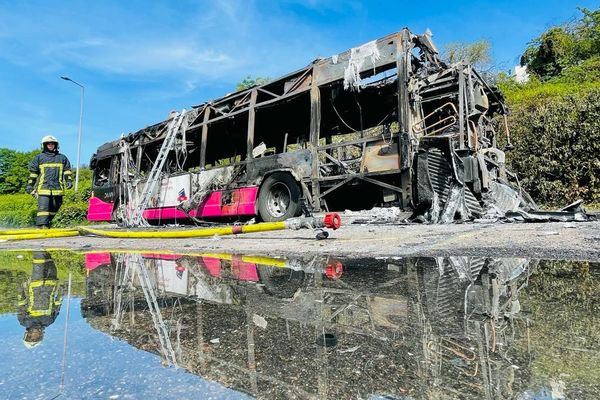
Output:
[
  {"xmin": 37, "ymin": 164, "xmax": 46, "ymax": 192},
  {"xmin": 29, "ymin": 310, "xmax": 52, "ymax": 317},
  {"xmin": 40, "ymin": 163, "xmax": 65, "ymax": 167},
  {"xmin": 37, "ymin": 163, "xmax": 64, "ymax": 193},
  {"xmin": 37, "ymin": 189, "xmax": 64, "ymax": 195},
  {"xmin": 37, "ymin": 211, "xmax": 57, "ymax": 216},
  {"xmin": 29, "ymin": 173, "xmax": 39, "ymax": 178},
  {"xmin": 27, "ymin": 279, "xmax": 58, "ymax": 316}
]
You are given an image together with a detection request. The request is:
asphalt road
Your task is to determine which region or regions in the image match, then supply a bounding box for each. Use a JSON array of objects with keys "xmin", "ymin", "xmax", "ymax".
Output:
[{"xmin": 1, "ymin": 213, "xmax": 599, "ymax": 261}]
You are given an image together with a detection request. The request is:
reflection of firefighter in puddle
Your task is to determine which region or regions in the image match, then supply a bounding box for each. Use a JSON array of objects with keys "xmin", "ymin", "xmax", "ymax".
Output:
[{"xmin": 17, "ymin": 251, "xmax": 63, "ymax": 348}]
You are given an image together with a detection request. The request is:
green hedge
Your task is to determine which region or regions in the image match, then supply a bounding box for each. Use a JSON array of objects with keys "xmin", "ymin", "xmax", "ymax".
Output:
[
  {"xmin": 52, "ymin": 176, "xmax": 92, "ymax": 228},
  {"xmin": 0, "ymin": 194, "xmax": 37, "ymax": 227},
  {"xmin": 0, "ymin": 175, "xmax": 92, "ymax": 228},
  {"xmin": 501, "ymin": 86, "xmax": 600, "ymax": 206}
]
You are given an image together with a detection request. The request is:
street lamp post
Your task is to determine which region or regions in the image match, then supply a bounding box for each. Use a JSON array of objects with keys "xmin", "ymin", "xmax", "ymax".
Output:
[{"xmin": 60, "ymin": 76, "xmax": 84, "ymax": 192}]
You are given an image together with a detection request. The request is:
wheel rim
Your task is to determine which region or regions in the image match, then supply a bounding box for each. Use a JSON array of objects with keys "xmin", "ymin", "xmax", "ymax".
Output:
[{"xmin": 266, "ymin": 182, "xmax": 291, "ymax": 218}]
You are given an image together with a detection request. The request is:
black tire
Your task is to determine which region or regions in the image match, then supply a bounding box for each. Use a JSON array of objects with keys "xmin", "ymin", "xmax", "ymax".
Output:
[
  {"xmin": 257, "ymin": 172, "xmax": 301, "ymax": 222},
  {"xmin": 257, "ymin": 265, "xmax": 307, "ymax": 298}
]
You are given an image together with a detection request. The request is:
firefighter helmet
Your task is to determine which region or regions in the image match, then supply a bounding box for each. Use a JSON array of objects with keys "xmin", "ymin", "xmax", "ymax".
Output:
[
  {"xmin": 41, "ymin": 135, "xmax": 59, "ymax": 145},
  {"xmin": 23, "ymin": 339, "xmax": 42, "ymax": 349},
  {"xmin": 23, "ymin": 328, "xmax": 44, "ymax": 348}
]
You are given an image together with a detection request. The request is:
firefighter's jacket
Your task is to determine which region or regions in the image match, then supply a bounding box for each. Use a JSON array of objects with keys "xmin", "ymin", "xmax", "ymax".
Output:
[
  {"xmin": 28, "ymin": 150, "xmax": 72, "ymax": 196},
  {"xmin": 17, "ymin": 260, "xmax": 62, "ymax": 330}
]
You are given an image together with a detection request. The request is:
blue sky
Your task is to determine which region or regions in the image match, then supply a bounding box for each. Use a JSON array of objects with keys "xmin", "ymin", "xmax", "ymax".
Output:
[
  {"xmin": 0, "ymin": 299, "xmax": 248, "ymax": 399},
  {"xmin": 0, "ymin": 0, "xmax": 596, "ymax": 166}
]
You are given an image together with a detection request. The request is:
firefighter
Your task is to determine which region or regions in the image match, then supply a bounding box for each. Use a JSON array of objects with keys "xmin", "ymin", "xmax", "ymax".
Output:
[
  {"xmin": 17, "ymin": 251, "xmax": 63, "ymax": 349},
  {"xmin": 26, "ymin": 135, "xmax": 73, "ymax": 228}
]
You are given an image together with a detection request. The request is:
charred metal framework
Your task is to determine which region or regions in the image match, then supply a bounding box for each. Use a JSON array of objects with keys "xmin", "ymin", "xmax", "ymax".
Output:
[{"xmin": 90, "ymin": 28, "xmax": 532, "ymax": 223}]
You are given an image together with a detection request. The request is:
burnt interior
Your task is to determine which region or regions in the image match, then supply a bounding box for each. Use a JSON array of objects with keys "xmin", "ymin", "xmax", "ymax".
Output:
[{"xmin": 254, "ymin": 92, "xmax": 311, "ymax": 154}]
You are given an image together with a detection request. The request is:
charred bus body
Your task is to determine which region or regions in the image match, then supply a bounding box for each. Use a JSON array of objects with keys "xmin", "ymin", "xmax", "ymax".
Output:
[{"xmin": 88, "ymin": 28, "xmax": 534, "ymax": 225}]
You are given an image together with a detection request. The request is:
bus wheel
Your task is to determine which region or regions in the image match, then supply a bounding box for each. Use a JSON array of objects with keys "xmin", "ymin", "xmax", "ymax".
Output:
[
  {"xmin": 258, "ymin": 172, "xmax": 301, "ymax": 222},
  {"xmin": 257, "ymin": 264, "xmax": 307, "ymax": 298}
]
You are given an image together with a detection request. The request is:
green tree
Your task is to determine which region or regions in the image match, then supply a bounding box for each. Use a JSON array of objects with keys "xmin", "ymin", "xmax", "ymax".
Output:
[
  {"xmin": 521, "ymin": 7, "xmax": 599, "ymax": 80},
  {"xmin": 235, "ymin": 76, "xmax": 271, "ymax": 91},
  {"xmin": 443, "ymin": 40, "xmax": 492, "ymax": 70},
  {"xmin": 520, "ymin": 26, "xmax": 576, "ymax": 80},
  {"xmin": 0, "ymin": 148, "xmax": 38, "ymax": 194},
  {"xmin": 0, "ymin": 148, "xmax": 15, "ymax": 180},
  {"xmin": 497, "ymin": 7, "xmax": 600, "ymax": 207}
]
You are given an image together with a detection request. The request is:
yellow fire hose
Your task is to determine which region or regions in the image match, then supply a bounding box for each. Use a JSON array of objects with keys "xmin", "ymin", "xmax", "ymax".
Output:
[
  {"xmin": 0, "ymin": 230, "xmax": 80, "ymax": 241},
  {"xmin": 0, "ymin": 228, "xmax": 79, "ymax": 236},
  {"xmin": 0, "ymin": 213, "xmax": 341, "ymax": 241},
  {"xmin": 79, "ymin": 213, "xmax": 341, "ymax": 239},
  {"xmin": 200, "ymin": 252, "xmax": 288, "ymax": 267}
]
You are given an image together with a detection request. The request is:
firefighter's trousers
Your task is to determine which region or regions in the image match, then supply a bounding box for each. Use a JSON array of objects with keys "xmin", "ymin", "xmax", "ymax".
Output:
[{"xmin": 36, "ymin": 195, "xmax": 63, "ymax": 227}]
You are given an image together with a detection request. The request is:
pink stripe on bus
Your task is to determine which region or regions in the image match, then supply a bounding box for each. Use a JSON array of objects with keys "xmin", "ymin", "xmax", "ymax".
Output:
[
  {"xmin": 88, "ymin": 186, "xmax": 258, "ymax": 221},
  {"xmin": 144, "ymin": 186, "xmax": 258, "ymax": 220},
  {"xmin": 87, "ymin": 197, "xmax": 114, "ymax": 221},
  {"xmin": 232, "ymin": 259, "xmax": 260, "ymax": 281},
  {"xmin": 85, "ymin": 253, "xmax": 112, "ymax": 271},
  {"xmin": 196, "ymin": 187, "xmax": 258, "ymax": 217}
]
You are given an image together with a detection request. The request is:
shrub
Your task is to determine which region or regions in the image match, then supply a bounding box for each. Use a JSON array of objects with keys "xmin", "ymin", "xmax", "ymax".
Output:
[
  {"xmin": 0, "ymin": 169, "xmax": 92, "ymax": 228},
  {"xmin": 0, "ymin": 148, "xmax": 38, "ymax": 194},
  {"xmin": 52, "ymin": 201, "xmax": 89, "ymax": 227},
  {"xmin": 52, "ymin": 174, "xmax": 92, "ymax": 227},
  {"xmin": 0, "ymin": 194, "xmax": 36, "ymax": 227},
  {"xmin": 502, "ymin": 87, "xmax": 600, "ymax": 206}
]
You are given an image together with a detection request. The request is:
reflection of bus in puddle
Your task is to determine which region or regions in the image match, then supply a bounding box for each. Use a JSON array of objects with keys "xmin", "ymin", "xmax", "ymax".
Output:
[
  {"xmin": 84, "ymin": 251, "xmax": 343, "ymax": 303},
  {"xmin": 82, "ymin": 253, "xmax": 538, "ymax": 399}
]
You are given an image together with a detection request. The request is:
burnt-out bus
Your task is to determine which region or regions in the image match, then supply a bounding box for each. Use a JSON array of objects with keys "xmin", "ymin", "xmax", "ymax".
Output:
[{"xmin": 88, "ymin": 28, "xmax": 534, "ymax": 226}]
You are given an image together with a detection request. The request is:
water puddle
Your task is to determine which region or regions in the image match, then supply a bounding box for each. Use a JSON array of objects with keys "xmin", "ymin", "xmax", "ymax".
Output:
[{"xmin": 0, "ymin": 249, "xmax": 598, "ymax": 399}]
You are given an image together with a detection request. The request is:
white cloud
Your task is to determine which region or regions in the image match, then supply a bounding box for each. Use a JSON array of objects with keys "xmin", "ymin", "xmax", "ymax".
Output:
[
  {"xmin": 0, "ymin": 0, "xmax": 345, "ymax": 154},
  {"xmin": 0, "ymin": 1, "xmax": 330, "ymax": 85},
  {"xmin": 42, "ymin": 38, "xmax": 236, "ymax": 77}
]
